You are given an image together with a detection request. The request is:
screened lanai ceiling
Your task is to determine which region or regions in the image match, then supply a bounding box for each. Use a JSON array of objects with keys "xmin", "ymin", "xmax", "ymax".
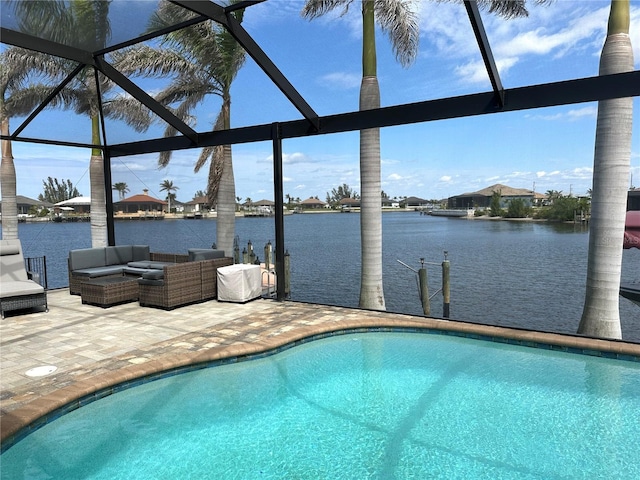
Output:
[{"xmin": 2, "ymin": 0, "xmax": 639, "ymax": 157}]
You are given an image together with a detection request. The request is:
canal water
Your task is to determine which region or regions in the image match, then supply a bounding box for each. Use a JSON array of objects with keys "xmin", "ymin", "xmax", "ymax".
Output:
[{"xmin": 13, "ymin": 212, "xmax": 640, "ymax": 341}]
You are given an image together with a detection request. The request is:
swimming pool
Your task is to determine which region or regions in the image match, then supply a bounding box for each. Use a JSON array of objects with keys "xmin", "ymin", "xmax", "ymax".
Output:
[{"xmin": 2, "ymin": 332, "xmax": 639, "ymax": 479}]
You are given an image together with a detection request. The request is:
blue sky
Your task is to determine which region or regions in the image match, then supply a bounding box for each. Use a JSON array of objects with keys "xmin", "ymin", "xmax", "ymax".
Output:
[{"xmin": 5, "ymin": 0, "xmax": 640, "ymax": 204}]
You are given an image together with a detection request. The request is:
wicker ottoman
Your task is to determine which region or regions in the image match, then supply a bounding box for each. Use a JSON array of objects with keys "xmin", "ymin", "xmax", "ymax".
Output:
[{"xmin": 80, "ymin": 276, "xmax": 139, "ymax": 308}]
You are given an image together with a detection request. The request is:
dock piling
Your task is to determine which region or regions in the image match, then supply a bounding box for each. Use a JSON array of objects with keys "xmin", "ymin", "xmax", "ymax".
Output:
[
  {"xmin": 442, "ymin": 251, "xmax": 450, "ymax": 318},
  {"xmin": 419, "ymin": 258, "xmax": 430, "ymax": 316}
]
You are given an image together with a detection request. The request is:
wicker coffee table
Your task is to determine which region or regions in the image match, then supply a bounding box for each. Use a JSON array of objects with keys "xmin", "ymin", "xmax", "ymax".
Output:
[{"xmin": 80, "ymin": 276, "xmax": 140, "ymax": 308}]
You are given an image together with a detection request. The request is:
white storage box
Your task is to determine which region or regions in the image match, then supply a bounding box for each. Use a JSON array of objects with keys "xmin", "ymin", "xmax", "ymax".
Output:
[{"xmin": 217, "ymin": 264, "xmax": 262, "ymax": 303}]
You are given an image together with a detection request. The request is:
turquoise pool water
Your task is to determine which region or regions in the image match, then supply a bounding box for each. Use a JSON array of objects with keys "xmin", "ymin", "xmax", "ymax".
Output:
[{"xmin": 2, "ymin": 332, "xmax": 640, "ymax": 479}]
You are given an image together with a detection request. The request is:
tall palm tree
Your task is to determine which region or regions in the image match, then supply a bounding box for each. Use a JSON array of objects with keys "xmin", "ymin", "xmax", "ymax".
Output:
[
  {"xmin": 302, "ymin": 0, "xmax": 531, "ymax": 310},
  {"xmin": 112, "ymin": 182, "xmax": 129, "ymax": 200},
  {"xmin": 578, "ymin": 0, "xmax": 634, "ymax": 340},
  {"xmin": 113, "ymin": 0, "xmax": 246, "ymax": 256},
  {"xmin": 11, "ymin": 0, "xmax": 151, "ymax": 247},
  {"xmin": 159, "ymin": 179, "xmax": 179, "ymax": 213},
  {"xmin": 0, "ymin": 47, "xmax": 41, "ymax": 240},
  {"xmin": 1, "ymin": 47, "xmax": 61, "ymax": 240}
]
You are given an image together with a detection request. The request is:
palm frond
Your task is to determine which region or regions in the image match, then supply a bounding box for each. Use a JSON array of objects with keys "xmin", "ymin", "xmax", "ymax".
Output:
[
  {"xmin": 301, "ymin": 0, "xmax": 354, "ymax": 19},
  {"xmin": 206, "ymin": 144, "xmax": 225, "ymax": 206},
  {"xmin": 110, "ymin": 45, "xmax": 196, "ymax": 78},
  {"xmin": 10, "ymin": 0, "xmax": 75, "ymax": 43},
  {"xmin": 195, "ymin": 146, "xmax": 215, "ymax": 173},
  {"xmin": 474, "ymin": 0, "xmax": 548, "ymax": 19},
  {"xmin": 4, "ymin": 84, "xmax": 59, "ymax": 117},
  {"xmin": 375, "ymin": 0, "xmax": 420, "ymax": 68},
  {"xmin": 102, "ymin": 96, "xmax": 152, "ymax": 132}
]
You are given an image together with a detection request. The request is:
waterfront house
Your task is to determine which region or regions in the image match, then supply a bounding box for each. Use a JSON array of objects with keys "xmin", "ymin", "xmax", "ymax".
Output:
[
  {"xmin": 243, "ymin": 199, "xmax": 275, "ymax": 215},
  {"xmin": 339, "ymin": 198, "xmax": 361, "ymax": 211},
  {"xmin": 402, "ymin": 197, "xmax": 430, "ymax": 209},
  {"xmin": 299, "ymin": 197, "xmax": 327, "ymax": 210},
  {"xmin": 447, "ymin": 184, "xmax": 544, "ymax": 209},
  {"xmin": 0, "ymin": 195, "xmax": 52, "ymax": 219},
  {"xmin": 54, "ymin": 196, "xmax": 91, "ymax": 215},
  {"xmin": 184, "ymin": 195, "xmax": 211, "ymax": 216},
  {"xmin": 114, "ymin": 190, "xmax": 167, "ymax": 215}
]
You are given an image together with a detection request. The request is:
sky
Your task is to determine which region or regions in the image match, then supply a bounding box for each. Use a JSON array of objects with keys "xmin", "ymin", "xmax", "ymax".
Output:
[{"xmin": 3, "ymin": 0, "xmax": 640, "ymax": 204}]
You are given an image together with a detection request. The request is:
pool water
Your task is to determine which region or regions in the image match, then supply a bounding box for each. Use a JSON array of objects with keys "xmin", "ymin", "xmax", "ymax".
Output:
[{"xmin": 2, "ymin": 333, "xmax": 640, "ymax": 479}]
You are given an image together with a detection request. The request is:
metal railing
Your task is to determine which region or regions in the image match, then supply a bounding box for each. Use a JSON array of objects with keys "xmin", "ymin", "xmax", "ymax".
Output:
[{"xmin": 24, "ymin": 256, "xmax": 48, "ymax": 290}]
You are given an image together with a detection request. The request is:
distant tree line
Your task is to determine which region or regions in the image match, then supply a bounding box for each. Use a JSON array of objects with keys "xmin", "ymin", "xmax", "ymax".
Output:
[{"xmin": 38, "ymin": 177, "xmax": 81, "ymax": 204}]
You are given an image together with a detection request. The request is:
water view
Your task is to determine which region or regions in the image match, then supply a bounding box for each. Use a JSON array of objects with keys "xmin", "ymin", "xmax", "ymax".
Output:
[{"xmin": 14, "ymin": 211, "xmax": 640, "ymax": 341}]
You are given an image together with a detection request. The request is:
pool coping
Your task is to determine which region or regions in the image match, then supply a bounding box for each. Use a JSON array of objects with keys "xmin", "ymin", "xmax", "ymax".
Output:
[{"xmin": 2, "ymin": 310, "xmax": 639, "ymax": 452}]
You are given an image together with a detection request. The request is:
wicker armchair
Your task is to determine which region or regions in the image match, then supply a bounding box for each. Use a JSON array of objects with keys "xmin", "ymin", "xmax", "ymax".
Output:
[
  {"xmin": 1, "ymin": 240, "xmax": 48, "ymax": 318},
  {"xmin": 138, "ymin": 257, "xmax": 233, "ymax": 310}
]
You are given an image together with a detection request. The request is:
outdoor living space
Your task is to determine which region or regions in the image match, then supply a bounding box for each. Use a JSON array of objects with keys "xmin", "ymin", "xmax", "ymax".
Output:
[{"xmin": 2, "ymin": 288, "xmax": 640, "ymax": 448}]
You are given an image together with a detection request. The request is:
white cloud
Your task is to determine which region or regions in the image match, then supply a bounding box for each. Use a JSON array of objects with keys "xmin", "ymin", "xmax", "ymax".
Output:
[
  {"xmin": 418, "ymin": 2, "xmax": 633, "ymax": 82},
  {"xmin": 388, "ymin": 173, "xmax": 404, "ymax": 180},
  {"xmin": 570, "ymin": 167, "xmax": 593, "ymax": 178},
  {"xmin": 536, "ymin": 170, "xmax": 561, "ymax": 178},
  {"xmin": 526, "ymin": 105, "xmax": 598, "ymax": 122},
  {"xmin": 455, "ymin": 57, "xmax": 518, "ymax": 85},
  {"xmin": 283, "ymin": 176, "xmax": 293, "ymax": 182},
  {"xmin": 320, "ymin": 72, "xmax": 361, "ymax": 90},
  {"xmin": 283, "ymin": 152, "xmax": 311, "ymax": 164},
  {"xmin": 440, "ymin": 175, "xmax": 452, "ymax": 182}
]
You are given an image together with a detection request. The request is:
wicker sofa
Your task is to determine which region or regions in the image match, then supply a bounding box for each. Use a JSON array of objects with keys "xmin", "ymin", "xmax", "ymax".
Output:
[
  {"xmin": 1, "ymin": 239, "xmax": 48, "ymax": 318},
  {"xmin": 68, "ymin": 245, "xmax": 188, "ymax": 295},
  {"xmin": 138, "ymin": 255, "xmax": 233, "ymax": 309}
]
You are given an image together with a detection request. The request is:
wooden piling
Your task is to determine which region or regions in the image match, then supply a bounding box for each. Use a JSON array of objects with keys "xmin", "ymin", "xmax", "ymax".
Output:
[
  {"xmin": 264, "ymin": 241, "xmax": 272, "ymax": 269},
  {"xmin": 419, "ymin": 258, "xmax": 430, "ymax": 316},
  {"xmin": 442, "ymin": 254, "xmax": 450, "ymax": 318},
  {"xmin": 284, "ymin": 250, "xmax": 291, "ymax": 297}
]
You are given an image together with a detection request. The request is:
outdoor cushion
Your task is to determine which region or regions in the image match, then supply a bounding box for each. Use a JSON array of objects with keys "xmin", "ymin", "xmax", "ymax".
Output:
[
  {"xmin": 72, "ymin": 266, "xmax": 125, "ymax": 278},
  {"xmin": 188, "ymin": 248, "xmax": 225, "ymax": 261},
  {"xmin": 132, "ymin": 245, "xmax": 151, "ymax": 261},
  {"xmin": 0, "ymin": 244, "xmax": 20, "ymax": 256},
  {"xmin": 0, "ymin": 280, "xmax": 44, "ymax": 298},
  {"xmin": 0, "ymin": 241, "xmax": 28, "ymax": 283},
  {"xmin": 69, "ymin": 248, "xmax": 107, "ymax": 271},
  {"xmin": 141, "ymin": 269, "xmax": 164, "ymax": 280},
  {"xmin": 127, "ymin": 261, "xmax": 174, "ymax": 269},
  {"xmin": 105, "ymin": 245, "xmax": 134, "ymax": 265},
  {"xmin": 138, "ymin": 278, "xmax": 164, "ymax": 286},
  {"xmin": 123, "ymin": 266, "xmax": 154, "ymax": 276}
]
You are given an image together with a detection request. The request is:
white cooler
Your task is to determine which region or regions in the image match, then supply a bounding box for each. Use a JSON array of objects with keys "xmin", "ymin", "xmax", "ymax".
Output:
[{"xmin": 217, "ymin": 264, "xmax": 262, "ymax": 302}]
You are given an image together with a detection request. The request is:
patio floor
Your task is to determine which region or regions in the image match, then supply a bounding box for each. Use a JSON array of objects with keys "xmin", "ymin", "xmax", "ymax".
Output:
[{"xmin": 2, "ymin": 288, "xmax": 639, "ymax": 447}]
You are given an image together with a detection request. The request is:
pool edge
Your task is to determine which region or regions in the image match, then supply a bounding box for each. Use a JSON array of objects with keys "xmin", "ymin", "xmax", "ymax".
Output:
[{"xmin": 2, "ymin": 315, "xmax": 639, "ymax": 452}]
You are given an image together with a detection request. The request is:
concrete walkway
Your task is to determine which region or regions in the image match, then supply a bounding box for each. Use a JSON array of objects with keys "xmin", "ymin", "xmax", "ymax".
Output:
[{"xmin": 2, "ymin": 288, "xmax": 639, "ymax": 447}]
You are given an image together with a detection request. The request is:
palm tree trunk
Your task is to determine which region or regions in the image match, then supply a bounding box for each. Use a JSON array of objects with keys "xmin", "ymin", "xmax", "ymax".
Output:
[
  {"xmin": 90, "ymin": 114, "xmax": 107, "ymax": 247},
  {"xmin": 358, "ymin": 0, "xmax": 385, "ymax": 310},
  {"xmin": 216, "ymin": 97, "xmax": 235, "ymax": 256},
  {"xmin": 578, "ymin": 0, "xmax": 633, "ymax": 339},
  {"xmin": 1, "ymin": 117, "xmax": 18, "ymax": 240}
]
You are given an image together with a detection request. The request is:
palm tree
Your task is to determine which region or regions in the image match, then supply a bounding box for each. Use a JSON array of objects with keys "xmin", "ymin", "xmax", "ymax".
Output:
[
  {"xmin": 113, "ymin": 0, "xmax": 246, "ymax": 256},
  {"xmin": 0, "ymin": 47, "xmax": 41, "ymax": 240},
  {"xmin": 159, "ymin": 180, "xmax": 179, "ymax": 213},
  {"xmin": 1, "ymin": 47, "xmax": 60, "ymax": 240},
  {"xmin": 303, "ymin": 0, "xmax": 531, "ymax": 310},
  {"xmin": 112, "ymin": 182, "xmax": 129, "ymax": 200},
  {"xmin": 578, "ymin": 0, "xmax": 633, "ymax": 340},
  {"xmin": 11, "ymin": 0, "xmax": 151, "ymax": 247}
]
